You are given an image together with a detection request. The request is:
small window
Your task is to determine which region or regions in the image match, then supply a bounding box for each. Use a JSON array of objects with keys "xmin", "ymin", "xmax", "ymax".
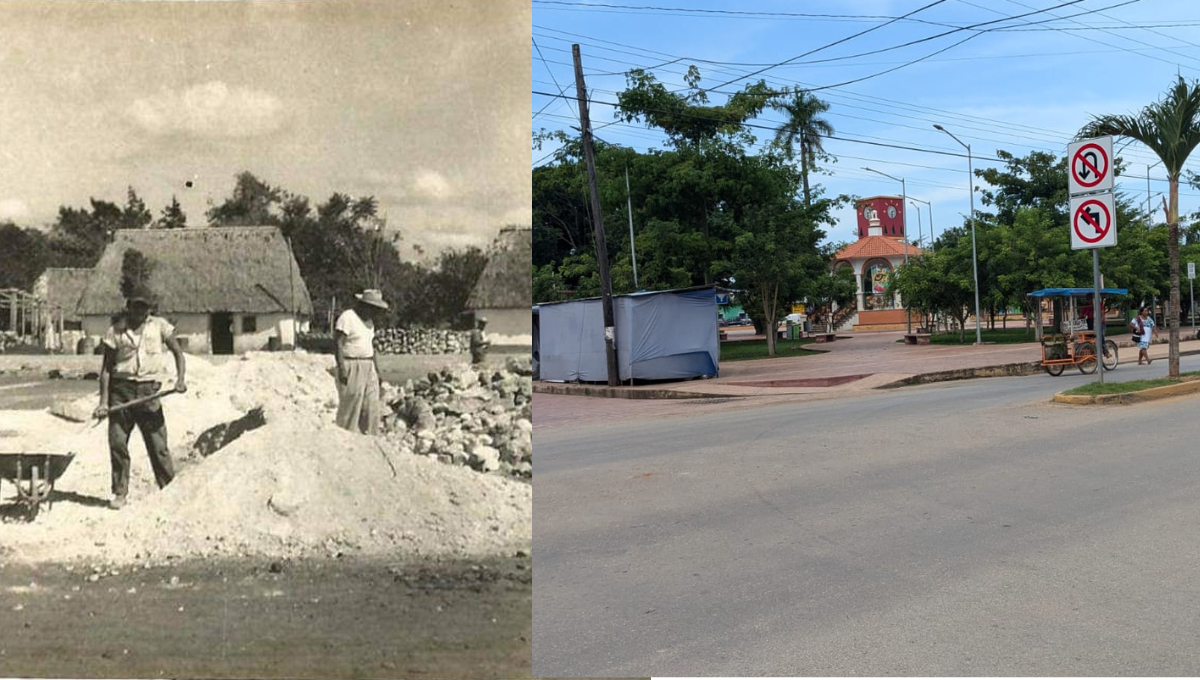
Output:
[{"xmin": 242, "ymin": 315, "xmax": 257, "ymax": 333}]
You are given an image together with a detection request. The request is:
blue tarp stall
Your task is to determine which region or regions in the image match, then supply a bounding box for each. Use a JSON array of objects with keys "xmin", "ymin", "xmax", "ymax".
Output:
[{"xmin": 538, "ymin": 287, "xmax": 720, "ymax": 383}]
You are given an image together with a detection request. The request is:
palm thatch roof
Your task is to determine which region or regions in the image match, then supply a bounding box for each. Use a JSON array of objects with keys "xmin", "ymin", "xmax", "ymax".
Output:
[
  {"xmin": 33, "ymin": 268, "xmax": 92, "ymax": 320},
  {"xmin": 76, "ymin": 227, "xmax": 313, "ymax": 316},
  {"xmin": 467, "ymin": 226, "xmax": 531, "ymax": 310}
]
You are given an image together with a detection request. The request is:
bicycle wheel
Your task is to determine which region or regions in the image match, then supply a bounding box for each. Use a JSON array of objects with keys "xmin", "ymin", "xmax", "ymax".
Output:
[
  {"xmin": 1077, "ymin": 341, "xmax": 1098, "ymax": 374},
  {"xmin": 1044, "ymin": 362, "xmax": 1065, "ymax": 376},
  {"xmin": 1102, "ymin": 339, "xmax": 1118, "ymax": 371}
]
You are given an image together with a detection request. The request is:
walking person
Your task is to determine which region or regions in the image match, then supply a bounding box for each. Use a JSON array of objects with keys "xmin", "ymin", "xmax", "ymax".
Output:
[
  {"xmin": 470, "ymin": 316, "xmax": 490, "ymax": 366},
  {"xmin": 94, "ymin": 287, "xmax": 187, "ymax": 510},
  {"xmin": 1133, "ymin": 305, "xmax": 1159, "ymax": 365},
  {"xmin": 334, "ymin": 288, "xmax": 387, "ymax": 435}
]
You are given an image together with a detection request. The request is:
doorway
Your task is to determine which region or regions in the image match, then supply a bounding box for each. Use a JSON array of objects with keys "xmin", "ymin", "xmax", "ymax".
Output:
[{"xmin": 211, "ymin": 312, "xmax": 234, "ymax": 355}]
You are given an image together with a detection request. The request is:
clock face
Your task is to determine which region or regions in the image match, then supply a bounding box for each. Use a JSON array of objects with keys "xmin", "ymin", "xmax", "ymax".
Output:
[{"xmin": 886, "ymin": 205, "xmax": 898, "ymax": 219}]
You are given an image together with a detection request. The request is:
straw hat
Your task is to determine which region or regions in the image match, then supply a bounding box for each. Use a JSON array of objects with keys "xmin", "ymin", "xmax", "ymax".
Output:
[{"xmin": 354, "ymin": 289, "xmax": 389, "ymax": 309}]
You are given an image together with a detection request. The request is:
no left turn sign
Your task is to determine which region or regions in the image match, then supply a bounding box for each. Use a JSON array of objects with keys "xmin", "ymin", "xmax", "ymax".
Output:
[
  {"xmin": 1070, "ymin": 192, "xmax": 1117, "ymax": 249},
  {"xmin": 1068, "ymin": 136, "xmax": 1114, "ymax": 195}
]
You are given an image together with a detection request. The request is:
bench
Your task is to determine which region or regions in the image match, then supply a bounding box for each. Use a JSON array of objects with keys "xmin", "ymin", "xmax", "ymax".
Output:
[
  {"xmin": 812, "ymin": 333, "xmax": 837, "ymax": 343},
  {"xmin": 903, "ymin": 333, "xmax": 931, "ymax": 345}
]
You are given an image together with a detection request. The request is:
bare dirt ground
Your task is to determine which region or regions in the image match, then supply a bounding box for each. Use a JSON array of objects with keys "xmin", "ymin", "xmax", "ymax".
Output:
[
  {"xmin": 0, "ymin": 555, "xmax": 531, "ymax": 679},
  {"xmin": 0, "ymin": 350, "xmax": 533, "ymax": 678}
]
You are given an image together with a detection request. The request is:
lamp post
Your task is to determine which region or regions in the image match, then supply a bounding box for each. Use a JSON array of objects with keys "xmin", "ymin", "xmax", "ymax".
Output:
[
  {"xmin": 863, "ymin": 166, "xmax": 910, "ymax": 333},
  {"xmin": 1147, "ymin": 160, "xmax": 1161, "ymax": 224},
  {"xmin": 909, "ymin": 196, "xmax": 933, "ymax": 249},
  {"xmin": 934, "ymin": 124, "xmax": 982, "ymax": 345},
  {"xmin": 909, "ymin": 201, "xmax": 923, "ymax": 253}
]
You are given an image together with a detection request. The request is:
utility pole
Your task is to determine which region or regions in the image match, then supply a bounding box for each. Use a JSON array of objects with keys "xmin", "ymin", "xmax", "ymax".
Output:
[
  {"xmin": 626, "ymin": 165, "xmax": 639, "ymax": 290},
  {"xmin": 574, "ymin": 44, "xmax": 620, "ymax": 386}
]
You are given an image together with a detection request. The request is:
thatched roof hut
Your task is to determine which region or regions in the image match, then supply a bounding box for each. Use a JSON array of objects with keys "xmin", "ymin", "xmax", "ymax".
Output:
[
  {"xmin": 467, "ymin": 226, "xmax": 531, "ymax": 311},
  {"xmin": 76, "ymin": 227, "xmax": 313, "ymax": 316},
  {"xmin": 33, "ymin": 268, "xmax": 92, "ymax": 321}
]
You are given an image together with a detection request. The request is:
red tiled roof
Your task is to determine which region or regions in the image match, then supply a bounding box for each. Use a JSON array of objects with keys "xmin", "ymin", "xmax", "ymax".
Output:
[{"xmin": 834, "ymin": 236, "xmax": 922, "ymax": 261}]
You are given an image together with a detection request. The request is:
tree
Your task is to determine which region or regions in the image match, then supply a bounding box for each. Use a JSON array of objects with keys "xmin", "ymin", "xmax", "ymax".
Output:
[
  {"xmin": 894, "ymin": 227, "xmax": 978, "ymax": 343},
  {"xmin": 156, "ymin": 195, "xmax": 187, "ymax": 229},
  {"xmin": 206, "ymin": 172, "xmax": 283, "ymax": 226},
  {"xmin": 428, "ymin": 247, "xmax": 489, "ymax": 329},
  {"xmin": 615, "ymin": 67, "xmax": 772, "ymax": 149},
  {"xmin": 121, "ymin": 187, "xmax": 153, "ymax": 230},
  {"xmin": 1080, "ymin": 76, "xmax": 1200, "ymax": 378},
  {"xmin": 770, "ymin": 86, "xmax": 834, "ymax": 207},
  {"xmin": 0, "ymin": 223, "xmax": 49, "ymax": 290},
  {"xmin": 119, "ymin": 248, "xmax": 156, "ymax": 301}
]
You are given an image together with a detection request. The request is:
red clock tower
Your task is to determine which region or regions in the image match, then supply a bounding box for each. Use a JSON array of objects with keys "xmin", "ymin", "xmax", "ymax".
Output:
[{"xmin": 854, "ymin": 196, "xmax": 906, "ymax": 239}]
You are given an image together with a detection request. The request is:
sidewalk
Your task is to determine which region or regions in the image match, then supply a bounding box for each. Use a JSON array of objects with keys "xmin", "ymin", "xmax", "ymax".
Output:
[{"xmin": 534, "ymin": 331, "xmax": 1200, "ymax": 401}]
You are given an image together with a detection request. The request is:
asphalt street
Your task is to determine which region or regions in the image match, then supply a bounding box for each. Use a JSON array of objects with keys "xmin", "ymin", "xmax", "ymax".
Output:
[{"xmin": 535, "ymin": 355, "xmax": 1200, "ymax": 676}]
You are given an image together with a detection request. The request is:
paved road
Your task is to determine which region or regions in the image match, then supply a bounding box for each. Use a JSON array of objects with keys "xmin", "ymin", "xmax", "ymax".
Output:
[{"xmin": 535, "ymin": 357, "xmax": 1200, "ymax": 676}]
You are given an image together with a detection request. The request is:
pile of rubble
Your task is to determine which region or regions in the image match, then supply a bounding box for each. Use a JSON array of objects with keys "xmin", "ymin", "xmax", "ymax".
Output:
[
  {"xmin": 373, "ymin": 328, "xmax": 471, "ymax": 355},
  {"xmin": 2, "ymin": 351, "xmax": 532, "ymax": 564},
  {"xmin": 380, "ymin": 356, "xmax": 533, "ymax": 478}
]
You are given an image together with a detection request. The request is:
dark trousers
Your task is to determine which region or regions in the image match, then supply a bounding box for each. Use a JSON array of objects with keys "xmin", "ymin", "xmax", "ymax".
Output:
[{"xmin": 109, "ymin": 379, "xmax": 174, "ymax": 497}]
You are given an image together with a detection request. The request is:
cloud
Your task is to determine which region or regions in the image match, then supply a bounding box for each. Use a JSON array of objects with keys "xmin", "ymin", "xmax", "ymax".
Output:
[
  {"xmin": 127, "ymin": 81, "xmax": 285, "ymax": 139},
  {"xmin": 0, "ymin": 198, "xmax": 31, "ymax": 221},
  {"xmin": 412, "ymin": 169, "xmax": 453, "ymax": 200}
]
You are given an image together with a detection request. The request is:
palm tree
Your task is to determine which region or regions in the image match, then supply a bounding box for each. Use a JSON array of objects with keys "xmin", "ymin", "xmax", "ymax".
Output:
[
  {"xmin": 771, "ymin": 87, "xmax": 834, "ymax": 207},
  {"xmin": 1079, "ymin": 76, "xmax": 1200, "ymax": 378}
]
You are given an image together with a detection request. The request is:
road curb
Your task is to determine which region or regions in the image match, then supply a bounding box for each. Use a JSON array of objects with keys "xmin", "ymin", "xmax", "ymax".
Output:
[
  {"xmin": 532, "ymin": 382, "xmax": 727, "ymax": 400},
  {"xmin": 1052, "ymin": 377, "xmax": 1200, "ymax": 405},
  {"xmin": 877, "ymin": 362, "xmax": 1044, "ymax": 389}
]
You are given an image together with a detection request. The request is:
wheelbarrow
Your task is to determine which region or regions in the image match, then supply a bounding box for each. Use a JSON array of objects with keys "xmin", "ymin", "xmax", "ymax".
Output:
[
  {"xmin": 0, "ymin": 452, "xmax": 75, "ymax": 521},
  {"xmin": 2, "ymin": 386, "xmax": 176, "ymax": 521}
]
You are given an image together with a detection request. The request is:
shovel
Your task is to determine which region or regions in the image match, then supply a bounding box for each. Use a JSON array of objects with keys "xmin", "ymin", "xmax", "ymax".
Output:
[{"xmin": 53, "ymin": 386, "xmax": 181, "ymax": 425}]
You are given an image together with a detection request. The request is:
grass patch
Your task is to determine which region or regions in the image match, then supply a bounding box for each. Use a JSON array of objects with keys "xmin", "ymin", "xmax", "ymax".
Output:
[
  {"xmin": 1060, "ymin": 370, "xmax": 1200, "ymax": 396},
  {"xmin": 929, "ymin": 323, "xmax": 1131, "ymax": 345},
  {"xmin": 720, "ymin": 337, "xmax": 820, "ymax": 362}
]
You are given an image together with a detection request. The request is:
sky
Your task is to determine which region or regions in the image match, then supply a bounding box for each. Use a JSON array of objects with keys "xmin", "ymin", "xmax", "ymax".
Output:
[
  {"xmin": 0, "ymin": 0, "xmax": 532, "ymax": 260},
  {"xmin": 532, "ymin": 0, "xmax": 1200, "ymax": 249}
]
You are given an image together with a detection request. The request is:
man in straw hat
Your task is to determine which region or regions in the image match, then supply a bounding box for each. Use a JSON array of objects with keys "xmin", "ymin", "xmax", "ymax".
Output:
[
  {"xmin": 93, "ymin": 285, "xmax": 187, "ymax": 510},
  {"xmin": 334, "ymin": 288, "xmax": 388, "ymax": 434}
]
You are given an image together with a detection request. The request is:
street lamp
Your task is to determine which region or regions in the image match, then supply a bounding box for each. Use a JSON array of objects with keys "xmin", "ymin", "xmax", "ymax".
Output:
[
  {"xmin": 1147, "ymin": 160, "xmax": 1162, "ymax": 224},
  {"xmin": 862, "ymin": 166, "xmax": 910, "ymax": 333},
  {"xmin": 909, "ymin": 196, "xmax": 933, "ymax": 248},
  {"xmin": 934, "ymin": 123, "xmax": 982, "ymax": 345},
  {"xmin": 909, "ymin": 200, "xmax": 923, "ymax": 253}
]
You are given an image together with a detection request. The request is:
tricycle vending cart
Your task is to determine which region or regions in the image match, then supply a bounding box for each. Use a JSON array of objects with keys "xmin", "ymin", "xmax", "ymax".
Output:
[{"xmin": 1028, "ymin": 287, "xmax": 1125, "ymax": 376}]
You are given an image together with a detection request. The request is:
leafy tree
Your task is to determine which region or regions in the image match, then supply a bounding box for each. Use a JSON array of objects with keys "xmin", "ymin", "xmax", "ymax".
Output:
[
  {"xmin": 770, "ymin": 86, "xmax": 834, "ymax": 207},
  {"xmin": 121, "ymin": 187, "xmax": 153, "ymax": 230},
  {"xmin": 1080, "ymin": 76, "xmax": 1200, "ymax": 377},
  {"xmin": 0, "ymin": 223, "xmax": 50, "ymax": 290},
  {"xmin": 615, "ymin": 67, "xmax": 772, "ymax": 149},
  {"xmin": 46, "ymin": 199, "xmax": 122, "ymax": 268},
  {"xmin": 156, "ymin": 195, "xmax": 187, "ymax": 229},
  {"xmin": 206, "ymin": 171, "xmax": 283, "ymax": 226},
  {"xmin": 119, "ymin": 248, "xmax": 156, "ymax": 301}
]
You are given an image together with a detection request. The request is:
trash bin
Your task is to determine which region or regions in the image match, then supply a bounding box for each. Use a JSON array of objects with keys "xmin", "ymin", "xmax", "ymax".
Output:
[
  {"xmin": 803, "ymin": 320, "xmax": 812, "ymax": 333},
  {"xmin": 268, "ymin": 336, "xmax": 282, "ymax": 351}
]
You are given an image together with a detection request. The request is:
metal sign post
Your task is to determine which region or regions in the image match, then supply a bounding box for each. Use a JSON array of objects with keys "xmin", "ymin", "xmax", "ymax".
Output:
[
  {"xmin": 1069, "ymin": 136, "xmax": 1118, "ymax": 383},
  {"xmin": 1190, "ymin": 262, "xmax": 1196, "ymax": 336}
]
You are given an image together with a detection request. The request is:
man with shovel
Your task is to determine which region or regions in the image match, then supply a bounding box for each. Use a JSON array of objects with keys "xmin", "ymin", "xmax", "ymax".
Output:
[{"xmin": 93, "ymin": 287, "xmax": 187, "ymax": 510}]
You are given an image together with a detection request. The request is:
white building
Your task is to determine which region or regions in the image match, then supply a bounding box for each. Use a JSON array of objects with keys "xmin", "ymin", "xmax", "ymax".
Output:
[
  {"xmin": 466, "ymin": 226, "xmax": 531, "ymax": 345},
  {"xmin": 76, "ymin": 226, "xmax": 312, "ymax": 354}
]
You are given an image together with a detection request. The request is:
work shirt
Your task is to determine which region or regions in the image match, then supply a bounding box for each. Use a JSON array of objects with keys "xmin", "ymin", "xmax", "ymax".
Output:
[
  {"xmin": 102, "ymin": 315, "xmax": 175, "ymax": 383},
  {"xmin": 335, "ymin": 308, "xmax": 375, "ymax": 358}
]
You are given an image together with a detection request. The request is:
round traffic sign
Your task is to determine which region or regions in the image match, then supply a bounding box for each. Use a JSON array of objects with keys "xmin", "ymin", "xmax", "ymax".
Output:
[
  {"xmin": 1071, "ymin": 142, "xmax": 1109, "ymax": 188},
  {"xmin": 1073, "ymin": 198, "xmax": 1112, "ymax": 243}
]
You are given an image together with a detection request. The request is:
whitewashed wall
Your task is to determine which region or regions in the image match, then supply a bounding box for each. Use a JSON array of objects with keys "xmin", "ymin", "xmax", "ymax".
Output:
[{"xmin": 84, "ymin": 312, "xmax": 309, "ymax": 354}]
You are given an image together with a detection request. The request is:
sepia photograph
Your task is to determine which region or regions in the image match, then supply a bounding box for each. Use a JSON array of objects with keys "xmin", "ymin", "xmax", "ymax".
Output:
[{"xmin": 0, "ymin": 1, "xmax": 532, "ymax": 678}]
